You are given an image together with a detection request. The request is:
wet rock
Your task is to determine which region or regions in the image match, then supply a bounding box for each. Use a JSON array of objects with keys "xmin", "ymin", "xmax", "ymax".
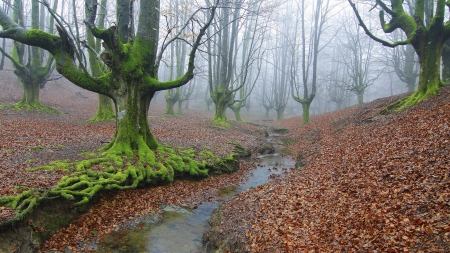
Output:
[
  {"xmin": 256, "ymin": 140, "xmax": 275, "ymax": 155},
  {"xmin": 270, "ymin": 127, "xmax": 289, "ymax": 134}
]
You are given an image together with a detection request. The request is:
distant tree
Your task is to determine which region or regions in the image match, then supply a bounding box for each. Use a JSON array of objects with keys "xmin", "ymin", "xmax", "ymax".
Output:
[
  {"xmin": 327, "ymin": 55, "xmax": 349, "ymax": 110},
  {"xmin": 204, "ymin": 85, "xmax": 214, "ymax": 111},
  {"xmin": 270, "ymin": 33, "xmax": 290, "ymax": 120},
  {"xmin": 0, "ymin": 0, "xmax": 56, "ymax": 110},
  {"xmin": 164, "ymin": 0, "xmax": 190, "ymax": 116},
  {"xmin": 177, "ymin": 79, "xmax": 195, "ymax": 114},
  {"xmin": 390, "ymin": 40, "xmax": 419, "ymax": 92},
  {"xmin": 348, "ymin": 0, "xmax": 450, "ymax": 111},
  {"xmin": 290, "ymin": 0, "xmax": 332, "ymax": 124},
  {"xmin": 258, "ymin": 63, "xmax": 273, "ymax": 118},
  {"xmin": 338, "ymin": 13, "xmax": 381, "ymax": 105},
  {"xmin": 207, "ymin": 0, "xmax": 266, "ymax": 125},
  {"xmin": 85, "ymin": 0, "xmax": 115, "ymax": 121}
]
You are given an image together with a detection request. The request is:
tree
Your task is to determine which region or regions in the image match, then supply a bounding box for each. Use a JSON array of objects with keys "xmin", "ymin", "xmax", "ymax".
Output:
[
  {"xmin": 0, "ymin": 0, "xmax": 218, "ymax": 218},
  {"xmin": 348, "ymin": 0, "xmax": 450, "ymax": 111},
  {"xmin": 177, "ymin": 79, "xmax": 195, "ymax": 113},
  {"xmin": 269, "ymin": 32, "xmax": 291, "ymax": 120},
  {"xmin": 164, "ymin": 0, "xmax": 189, "ymax": 116},
  {"xmin": 85, "ymin": 0, "xmax": 115, "ymax": 121},
  {"xmin": 227, "ymin": 3, "xmax": 264, "ymax": 122},
  {"xmin": 390, "ymin": 39, "xmax": 419, "ymax": 92},
  {"xmin": 338, "ymin": 13, "xmax": 381, "ymax": 105},
  {"xmin": 290, "ymin": 0, "xmax": 332, "ymax": 124},
  {"xmin": 327, "ymin": 51, "xmax": 349, "ymax": 110},
  {"xmin": 383, "ymin": 1, "xmax": 419, "ymax": 92},
  {"xmin": 0, "ymin": 0, "xmax": 56, "ymax": 110},
  {"xmin": 207, "ymin": 0, "xmax": 266, "ymax": 125},
  {"xmin": 257, "ymin": 64, "xmax": 273, "ymax": 118}
]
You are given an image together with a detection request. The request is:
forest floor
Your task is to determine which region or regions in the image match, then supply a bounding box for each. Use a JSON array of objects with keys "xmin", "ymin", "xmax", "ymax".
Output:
[
  {"xmin": 206, "ymin": 88, "xmax": 450, "ymax": 252},
  {"xmin": 1, "ymin": 68, "xmax": 449, "ymax": 252}
]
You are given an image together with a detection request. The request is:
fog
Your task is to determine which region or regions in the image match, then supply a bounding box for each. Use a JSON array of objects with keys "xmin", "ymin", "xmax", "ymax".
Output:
[{"xmin": 1, "ymin": 0, "xmax": 447, "ymax": 121}]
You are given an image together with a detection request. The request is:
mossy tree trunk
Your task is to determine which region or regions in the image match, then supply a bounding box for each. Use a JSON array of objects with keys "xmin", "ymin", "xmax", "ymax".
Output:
[
  {"xmin": 276, "ymin": 106, "xmax": 286, "ymax": 121},
  {"xmin": 348, "ymin": 0, "xmax": 450, "ymax": 110},
  {"xmin": 94, "ymin": 94, "xmax": 115, "ymax": 120},
  {"xmin": 211, "ymin": 87, "xmax": 232, "ymax": 124},
  {"xmin": 165, "ymin": 88, "xmax": 179, "ymax": 115},
  {"xmin": 18, "ymin": 79, "xmax": 40, "ymax": 107},
  {"xmin": 176, "ymin": 99, "xmax": 183, "ymax": 114},
  {"xmin": 230, "ymin": 103, "xmax": 244, "ymax": 122},
  {"xmin": 300, "ymin": 102, "xmax": 311, "ymax": 124}
]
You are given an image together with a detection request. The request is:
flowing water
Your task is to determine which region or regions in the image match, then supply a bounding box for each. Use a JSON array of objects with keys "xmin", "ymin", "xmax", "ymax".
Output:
[{"xmin": 93, "ymin": 139, "xmax": 295, "ymax": 253}]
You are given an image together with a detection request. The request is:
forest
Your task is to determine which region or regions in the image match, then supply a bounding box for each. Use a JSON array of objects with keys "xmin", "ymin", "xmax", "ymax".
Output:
[{"xmin": 0, "ymin": 0, "xmax": 449, "ymax": 252}]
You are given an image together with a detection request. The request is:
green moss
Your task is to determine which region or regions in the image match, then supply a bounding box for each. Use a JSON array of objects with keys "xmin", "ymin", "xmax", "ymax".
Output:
[
  {"xmin": 28, "ymin": 145, "xmax": 45, "ymax": 150},
  {"xmin": 89, "ymin": 113, "xmax": 115, "ymax": 122},
  {"xmin": 13, "ymin": 186, "xmax": 29, "ymax": 191},
  {"xmin": 4, "ymin": 100, "xmax": 60, "ymax": 113},
  {"xmin": 381, "ymin": 79, "xmax": 440, "ymax": 114},
  {"xmin": 212, "ymin": 117, "xmax": 231, "ymax": 127},
  {"xmin": 1, "ymin": 139, "xmax": 239, "ymax": 226}
]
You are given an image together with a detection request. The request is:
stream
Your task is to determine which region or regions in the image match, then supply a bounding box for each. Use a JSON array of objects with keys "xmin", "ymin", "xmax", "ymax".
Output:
[{"xmin": 93, "ymin": 136, "xmax": 295, "ymax": 253}]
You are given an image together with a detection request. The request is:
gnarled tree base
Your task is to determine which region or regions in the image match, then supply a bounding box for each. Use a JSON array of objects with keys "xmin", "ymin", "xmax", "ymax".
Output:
[{"xmin": 380, "ymin": 83, "xmax": 443, "ymax": 115}]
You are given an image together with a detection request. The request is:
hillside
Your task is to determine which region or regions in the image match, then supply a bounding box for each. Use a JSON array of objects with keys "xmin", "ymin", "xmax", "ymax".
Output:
[{"xmin": 205, "ymin": 88, "xmax": 450, "ymax": 252}]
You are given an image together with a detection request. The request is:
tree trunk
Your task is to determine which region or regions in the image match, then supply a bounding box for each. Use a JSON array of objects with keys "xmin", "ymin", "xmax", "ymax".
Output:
[
  {"xmin": 301, "ymin": 102, "xmax": 310, "ymax": 125},
  {"xmin": 91, "ymin": 94, "xmax": 115, "ymax": 121},
  {"xmin": 164, "ymin": 89, "xmax": 179, "ymax": 115},
  {"xmin": 108, "ymin": 83, "xmax": 158, "ymax": 154},
  {"xmin": 165, "ymin": 99, "xmax": 176, "ymax": 115},
  {"xmin": 212, "ymin": 93, "xmax": 230, "ymax": 124},
  {"xmin": 231, "ymin": 105, "xmax": 243, "ymax": 122},
  {"xmin": 265, "ymin": 108, "xmax": 270, "ymax": 118},
  {"xmin": 276, "ymin": 107, "xmax": 285, "ymax": 120},
  {"xmin": 441, "ymin": 40, "xmax": 450, "ymax": 83},
  {"xmin": 404, "ymin": 42, "xmax": 443, "ymax": 107},
  {"xmin": 17, "ymin": 80, "xmax": 41, "ymax": 108},
  {"xmin": 176, "ymin": 100, "xmax": 182, "ymax": 115},
  {"xmin": 357, "ymin": 90, "xmax": 364, "ymax": 104}
]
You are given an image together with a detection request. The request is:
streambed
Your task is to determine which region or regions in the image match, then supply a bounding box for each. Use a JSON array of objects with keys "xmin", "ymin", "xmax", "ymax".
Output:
[{"xmin": 93, "ymin": 138, "xmax": 295, "ymax": 253}]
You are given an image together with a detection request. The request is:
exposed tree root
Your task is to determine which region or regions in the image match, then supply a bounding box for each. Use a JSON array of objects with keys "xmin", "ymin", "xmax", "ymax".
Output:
[
  {"xmin": 379, "ymin": 84, "xmax": 442, "ymax": 115},
  {"xmin": 1, "ymin": 101, "xmax": 61, "ymax": 114},
  {"xmin": 0, "ymin": 143, "xmax": 243, "ymax": 227}
]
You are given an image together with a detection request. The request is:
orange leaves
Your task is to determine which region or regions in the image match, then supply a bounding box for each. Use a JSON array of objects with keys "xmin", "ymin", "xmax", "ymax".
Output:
[{"xmin": 209, "ymin": 88, "xmax": 450, "ymax": 252}]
